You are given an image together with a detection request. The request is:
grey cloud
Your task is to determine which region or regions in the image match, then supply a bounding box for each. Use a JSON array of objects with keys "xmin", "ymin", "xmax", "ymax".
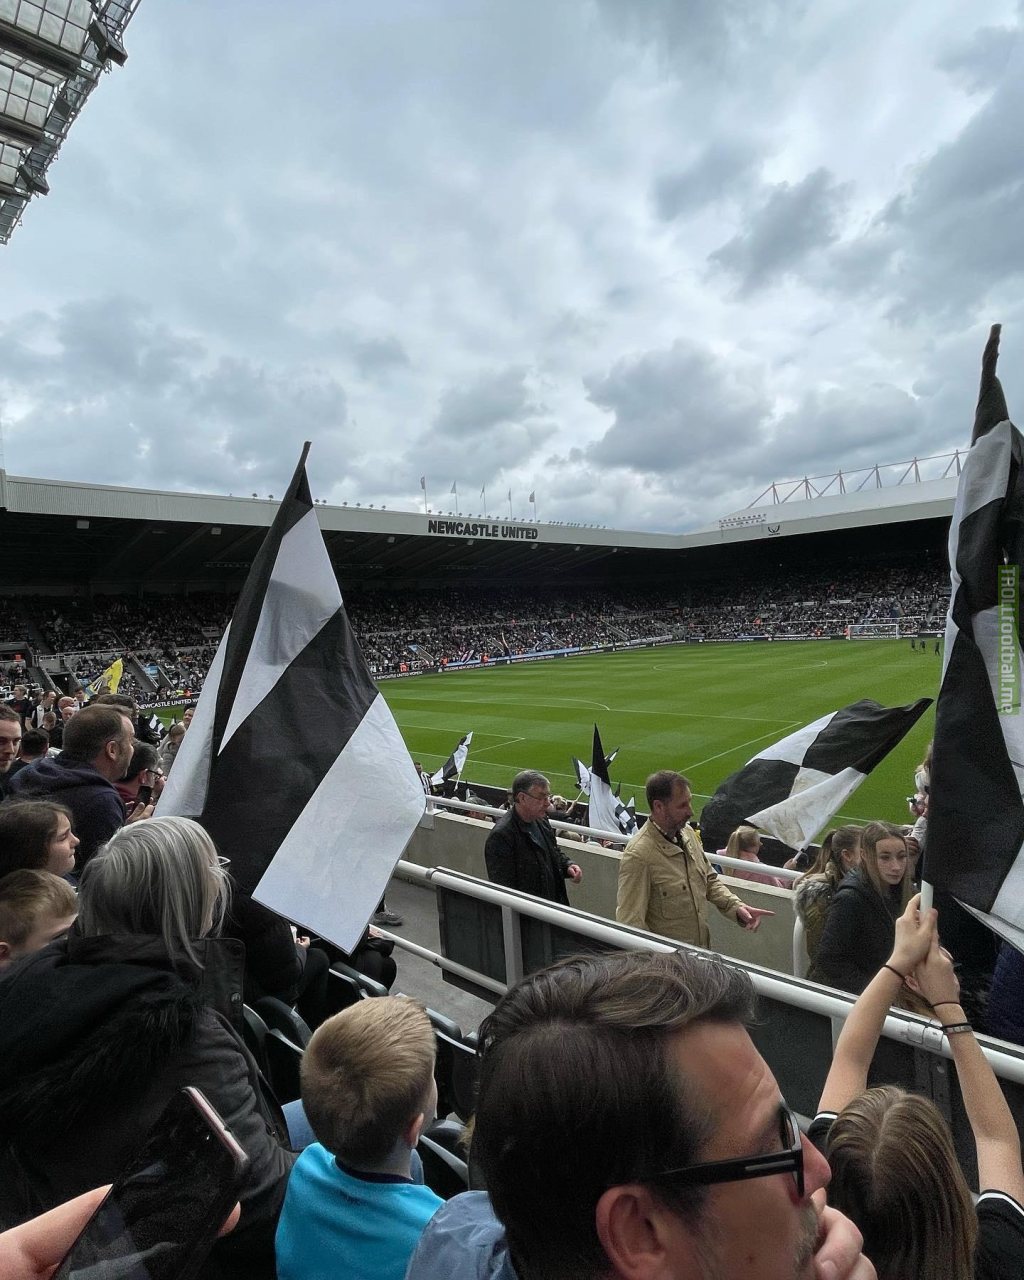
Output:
[
  {"xmin": 937, "ymin": 24, "xmax": 1020, "ymax": 94},
  {"xmin": 710, "ymin": 168, "xmax": 852, "ymax": 295},
  {"xmin": 352, "ymin": 336, "xmax": 411, "ymax": 377},
  {"xmin": 595, "ymin": 0, "xmax": 802, "ymax": 73},
  {"xmin": 654, "ymin": 139, "xmax": 762, "ymax": 221},
  {"xmin": 0, "ymin": 298, "xmax": 353, "ymax": 498},
  {"xmin": 433, "ymin": 367, "xmax": 543, "ymax": 439},
  {"xmin": 587, "ymin": 340, "xmax": 770, "ymax": 473}
]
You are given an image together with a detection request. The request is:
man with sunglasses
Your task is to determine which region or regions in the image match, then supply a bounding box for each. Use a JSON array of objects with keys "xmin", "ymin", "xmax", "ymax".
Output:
[
  {"xmin": 408, "ymin": 949, "xmax": 872, "ymax": 1280},
  {"xmin": 484, "ymin": 770, "xmax": 582, "ymax": 904}
]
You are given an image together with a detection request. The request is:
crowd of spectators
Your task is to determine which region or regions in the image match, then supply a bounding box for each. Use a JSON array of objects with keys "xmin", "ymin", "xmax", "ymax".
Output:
[
  {"xmin": 1, "ymin": 648, "xmax": 1022, "ymax": 1278},
  {"xmin": 0, "ymin": 557, "xmax": 952, "ymax": 686}
]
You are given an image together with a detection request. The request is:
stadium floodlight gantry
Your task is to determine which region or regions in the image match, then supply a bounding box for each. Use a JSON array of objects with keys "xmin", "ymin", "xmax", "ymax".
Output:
[{"xmin": 0, "ymin": 0, "xmax": 142, "ymax": 244}]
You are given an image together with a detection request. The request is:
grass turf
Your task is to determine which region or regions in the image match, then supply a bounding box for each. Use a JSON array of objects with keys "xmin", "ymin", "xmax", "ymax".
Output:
[{"xmin": 381, "ymin": 639, "xmax": 941, "ymax": 832}]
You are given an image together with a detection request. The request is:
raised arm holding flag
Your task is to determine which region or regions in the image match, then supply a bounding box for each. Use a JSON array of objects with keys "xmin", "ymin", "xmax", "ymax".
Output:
[{"xmin": 925, "ymin": 324, "xmax": 1024, "ymax": 955}]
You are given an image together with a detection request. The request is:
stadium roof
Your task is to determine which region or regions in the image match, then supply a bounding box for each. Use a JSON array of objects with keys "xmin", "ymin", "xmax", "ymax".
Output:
[
  {"xmin": 0, "ymin": 0, "xmax": 140, "ymax": 243},
  {"xmin": 0, "ymin": 467, "xmax": 956, "ymax": 592}
]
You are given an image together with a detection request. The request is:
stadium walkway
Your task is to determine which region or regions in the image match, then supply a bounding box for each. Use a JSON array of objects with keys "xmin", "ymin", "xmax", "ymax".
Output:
[{"xmin": 382, "ymin": 877, "xmax": 495, "ymax": 1034}]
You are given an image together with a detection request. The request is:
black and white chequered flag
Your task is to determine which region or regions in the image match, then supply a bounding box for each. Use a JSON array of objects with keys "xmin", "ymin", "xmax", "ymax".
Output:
[
  {"xmin": 700, "ymin": 698, "xmax": 930, "ymax": 852},
  {"xmin": 927, "ymin": 325, "xmax": 1024, "ymax": 950},
  {"xmin": 158, "ymin": 444, "xmax": 425, "ymax": 951}
]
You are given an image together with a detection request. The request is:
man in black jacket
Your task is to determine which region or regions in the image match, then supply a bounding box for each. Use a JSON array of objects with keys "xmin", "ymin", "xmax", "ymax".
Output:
[{"xmin": 484, "ymin": 770, "xmax": 582, "ymax": 904}]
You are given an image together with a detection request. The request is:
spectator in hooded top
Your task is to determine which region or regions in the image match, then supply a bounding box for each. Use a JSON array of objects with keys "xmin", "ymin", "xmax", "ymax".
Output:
[{"xmin": 8, "ymin": 705, "xmax": 136, "ymax": 871}]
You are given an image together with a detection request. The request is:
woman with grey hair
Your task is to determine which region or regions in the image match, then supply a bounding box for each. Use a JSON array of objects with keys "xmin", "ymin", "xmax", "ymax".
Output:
[{"xmin": 0, "ymin": 816, "xmax": 294, "ymax": 1279}]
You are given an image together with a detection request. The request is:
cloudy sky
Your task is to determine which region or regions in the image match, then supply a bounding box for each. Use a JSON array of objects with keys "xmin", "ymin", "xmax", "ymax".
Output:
[{"xmin": 2, "ymin": 0, "xmax": 1023, "ymax": 531}]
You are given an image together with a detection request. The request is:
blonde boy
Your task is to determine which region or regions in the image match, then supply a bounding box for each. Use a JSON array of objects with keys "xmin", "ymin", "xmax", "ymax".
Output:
[
  {"xmin": 275, "ymin": 996, "xmax": 443, "ymax": 1280},
  {"xmin": 0, "ymin": 870, "xmax": 78, "ymax": 969}
]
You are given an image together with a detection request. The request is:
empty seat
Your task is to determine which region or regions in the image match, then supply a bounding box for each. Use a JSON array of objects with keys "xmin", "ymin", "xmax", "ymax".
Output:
[
  {"xmin": 418, "ymin": 1131, "xmax": 469, "ymax": 1200},
  {"xmin": 254, "ymin": 996, "xmax": 313, "ymax": 1049},
  {"xmin": 264, "ymin": 1028, "xmax": 304, "ymax": 1104},
  {"xmin": 331, "ymin": 960, "xmax": 389, "ymax": 999}
]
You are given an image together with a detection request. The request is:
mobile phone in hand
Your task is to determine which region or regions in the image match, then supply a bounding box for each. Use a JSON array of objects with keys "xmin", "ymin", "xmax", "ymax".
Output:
[{"xmin": 52, "ymin": 1086, "xmax": 248, "ymax": 1280}]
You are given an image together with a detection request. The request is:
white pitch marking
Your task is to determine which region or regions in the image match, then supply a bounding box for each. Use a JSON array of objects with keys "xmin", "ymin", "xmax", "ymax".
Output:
[
  {"xmin": 470, "ymin": 736, "xmax": 526, "ymax": 757},
  {"xmin": 683, "ymin": 724, "xmax": 802, "ymax": 773}
]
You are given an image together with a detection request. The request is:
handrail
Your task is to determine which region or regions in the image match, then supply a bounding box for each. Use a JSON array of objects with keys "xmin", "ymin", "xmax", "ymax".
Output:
[
  {"xmin": 425, "ymin": 796, "xmax": 801, "ymax": 883},
  {"xmin": 395, "ymin": 859, "xmax": 1024, "ymax": 1085}
]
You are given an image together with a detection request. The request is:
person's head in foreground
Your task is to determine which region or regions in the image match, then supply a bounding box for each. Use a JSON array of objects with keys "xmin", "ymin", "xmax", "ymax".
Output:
[
  {"xmin": 472, "ymin": 949, "xmax": 842, "ymax": 1280},
  {"xmin": 301, "ymin": 996, "xmax": 437, "ymax": 1174},
  {"xmin": 826, "ymin": 1085, "xmax": 973, "ymax": 1280},
  {"xmin": 77, "ymin": 816, "xmax": 230, "ymax": 966},
  {"xmin": 0, "ymin": 869, "xmax": 78, "ymax": 970}
]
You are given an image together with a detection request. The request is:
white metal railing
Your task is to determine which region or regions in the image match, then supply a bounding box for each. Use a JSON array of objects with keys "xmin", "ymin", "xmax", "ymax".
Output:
[
  {"xmin": 426, "ymin": 795, "xmax": 801, "ymax": 884},
  {"xmin": 394, "ymin": 859, "xmax": 1024, "ymax": 1086}
]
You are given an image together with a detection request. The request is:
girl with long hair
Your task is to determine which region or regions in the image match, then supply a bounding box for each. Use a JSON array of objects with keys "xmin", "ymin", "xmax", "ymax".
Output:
[
  {"xmin": 0, "ymin": 800, "xmax": 79, "ymax": 879},
  {"xmin": 720, "ymin": 824, "xmax": 788, "ymax": 889},
  {"xmin": 811, "ymin": 820, "xmax": 911, "ymax": 993},
  {"xmin": 794, "ymin": 825, "xmax": 861, "ymax": 965}
]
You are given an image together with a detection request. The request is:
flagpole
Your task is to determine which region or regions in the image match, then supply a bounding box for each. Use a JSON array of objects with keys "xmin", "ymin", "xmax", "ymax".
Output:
[
  {"xmin": 507, "ymin": 488, "xmax": 512, "ymax": 519},
  {"xmin": 420, "ymin": 475, "xmax": 428, "ymax": 514},
  {"xmin": 481, "ymin": 485, "xmax": 487, "ymax": 513}
]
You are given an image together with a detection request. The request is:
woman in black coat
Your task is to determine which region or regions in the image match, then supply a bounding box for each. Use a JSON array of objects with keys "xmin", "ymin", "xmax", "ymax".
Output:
[
  {"xmin": 810, "ymin": 821, "xmax": 912, "ymax": 994},
  {"xmin": 0, "ymin": 816, "xmax": 295, "ymax": 1279}
]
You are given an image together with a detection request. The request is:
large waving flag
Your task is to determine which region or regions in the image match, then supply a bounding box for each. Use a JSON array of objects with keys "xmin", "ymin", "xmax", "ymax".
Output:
[
  {"xmin": 587, "ymin": 725, "xmax": 637, "ymax": 836},
  {"xmin": 158, "ymin": 444, "xmax": 426, "ymax": 951},
  {"xmin": 927, "ymin": 325, "xmax": 1024, "ymax": 950},
  {"xmin": 431, "ymin": 731, "xmax": 473, "ymax": 787},
  {"xmin": 699, "ymin": 698, "xmax": 931, "ymax": 851}
]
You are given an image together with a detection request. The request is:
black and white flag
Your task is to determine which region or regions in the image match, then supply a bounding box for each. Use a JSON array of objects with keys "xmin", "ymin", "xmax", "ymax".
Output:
[
  {"xmin": 927, "ymin": 325, "xmax": 1024, "ymax": 950},
  {"xmin": 572, "ymin": 756, "xmax": 591, "ymax": 795},
  {"xmin": 587, "ymin": 725, "xmax": 637, "ymax": 836},
  {"xmin": 572, "ymin": 744, "xmax": 618, "ymax": 797},
  {"xmin": 699, "ymin": 698, "xmax": 931, "ymax": 852},
  {"xmin": 431, "ymin": 731, "xmax": 473, "ymax": 786},
  {"xmin": 158, "ymin": 444, "xmax": 425, "ymax": 951}
]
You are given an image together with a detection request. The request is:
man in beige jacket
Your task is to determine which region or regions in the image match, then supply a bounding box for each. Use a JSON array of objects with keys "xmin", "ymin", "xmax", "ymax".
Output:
[{"xmin": 616, "ymin": 770, "xmax": 773, "ymax": 946}]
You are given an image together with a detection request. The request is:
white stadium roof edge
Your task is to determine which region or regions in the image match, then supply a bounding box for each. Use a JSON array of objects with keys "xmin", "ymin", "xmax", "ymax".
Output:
[{"xmin": 0, "ymin": 467, "xmax": 956, "ymax": 553}]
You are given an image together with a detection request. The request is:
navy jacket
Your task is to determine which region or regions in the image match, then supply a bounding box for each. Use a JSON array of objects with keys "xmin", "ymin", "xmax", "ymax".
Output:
[{"xmin": 9, "ymin": 754, "xmax": 126, "ymax": 868}]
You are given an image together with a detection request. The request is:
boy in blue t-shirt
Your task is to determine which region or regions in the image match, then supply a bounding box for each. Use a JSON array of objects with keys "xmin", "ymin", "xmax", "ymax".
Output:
[{"xmin": 275, "ymin": 996, "xmax": 444, "ymax": 1280}]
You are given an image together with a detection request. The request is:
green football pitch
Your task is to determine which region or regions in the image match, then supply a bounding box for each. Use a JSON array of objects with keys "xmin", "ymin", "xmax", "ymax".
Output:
[{"xmin": 380, "ymin": 640, "xmax": 941, "ymax": 831}]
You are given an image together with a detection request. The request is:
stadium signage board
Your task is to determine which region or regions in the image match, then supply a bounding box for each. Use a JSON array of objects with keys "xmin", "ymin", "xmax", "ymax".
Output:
[{"xmin": 426, "ymin": 519, "xmax": 539, "ymax": 541}]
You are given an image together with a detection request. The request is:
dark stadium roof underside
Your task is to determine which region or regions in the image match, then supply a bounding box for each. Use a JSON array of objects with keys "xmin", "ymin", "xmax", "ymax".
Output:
[{"xmin": 0, "ymin": 507, "xmax": 950, "ymax": 594}]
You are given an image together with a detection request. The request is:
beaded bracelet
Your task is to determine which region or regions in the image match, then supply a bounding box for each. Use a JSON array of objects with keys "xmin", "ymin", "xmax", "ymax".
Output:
[
  {"xmin": 941, "ymin": 1022, "xmax": 973, "ymax": 1036},
  {"xmin": 882, "ymin": 963, "xmax": 906, "ymax": 981}
]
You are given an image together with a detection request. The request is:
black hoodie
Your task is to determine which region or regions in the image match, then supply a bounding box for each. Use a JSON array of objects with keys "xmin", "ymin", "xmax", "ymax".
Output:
[{"xmin": 0, "ymin": 933, "xmax": 294, "ymax": 1278}]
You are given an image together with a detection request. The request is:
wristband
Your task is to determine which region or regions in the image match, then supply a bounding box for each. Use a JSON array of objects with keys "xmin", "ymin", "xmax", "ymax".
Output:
[
  {"xmin": 941, "ymin": 1022, "xmax": 973, "ymax": 1036},
  {"xmin": 931, "ymin": 1001, "xmax": 961, "ymax": 1010},
  {"xmin": 882, "ymin": 963, "xmax": 906, "ymax": 981}
]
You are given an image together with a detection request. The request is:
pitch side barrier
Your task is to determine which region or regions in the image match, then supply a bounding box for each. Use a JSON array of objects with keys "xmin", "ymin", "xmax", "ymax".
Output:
[
  {"xmin": 428, "ymin": 793, "xmax": 804, "ymax": 880},
  {"xmin": 391, "ymin": 858, "xmax": 1024, "ymax": 1191}
]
